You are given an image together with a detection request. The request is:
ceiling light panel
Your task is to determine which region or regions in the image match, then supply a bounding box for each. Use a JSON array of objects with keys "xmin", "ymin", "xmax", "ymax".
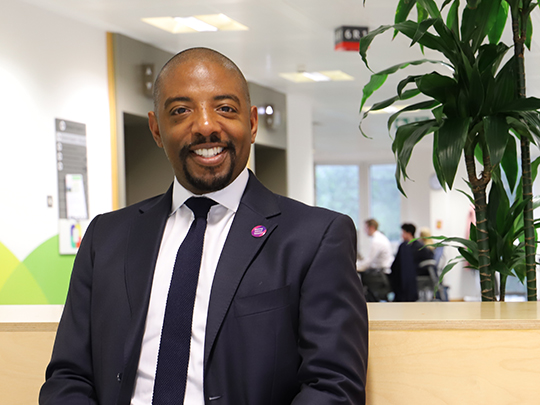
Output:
[
  {"xmin": 280, "ymin": 70, "xmax": 354, "ymax": 83},
  {"xmin": 141, "ymin": 14, "xmax": 248, "ymax": 33}
]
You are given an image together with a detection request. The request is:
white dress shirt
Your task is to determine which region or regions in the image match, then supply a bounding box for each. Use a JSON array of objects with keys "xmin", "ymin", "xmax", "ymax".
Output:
[
  {"xmin": 357, "ymin": 230, "xmax": 393, "ymax": 273},
  {"xmin": 131, "ymin": 168, "xmax": 249, "ymax": 405}
]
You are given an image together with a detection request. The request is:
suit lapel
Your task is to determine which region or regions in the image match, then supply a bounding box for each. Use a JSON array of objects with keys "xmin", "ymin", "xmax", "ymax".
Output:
[
  {"xmin": 204, "ymin": 173, "xmax": 280, "ymax": 366},
  {"xmin": 118, "ymin": 186, "xmax": 172, "ymax": 402}
]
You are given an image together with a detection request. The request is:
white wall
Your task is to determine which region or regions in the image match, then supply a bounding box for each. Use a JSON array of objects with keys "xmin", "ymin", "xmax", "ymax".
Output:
[
  {"xmin": 0, "ymin": 0, "xmax": 111, "ymax": 260},
  {"xmin": 286, "ymin": 93, "xmax": 314, "ymax": 205}
]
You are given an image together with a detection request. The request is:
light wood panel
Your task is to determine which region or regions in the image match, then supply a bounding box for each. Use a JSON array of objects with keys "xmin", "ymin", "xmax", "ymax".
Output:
[
  {"xmin": 0, "ymin": 331, "xmax": 56, "ymax": 405},
  {"xmin": 3, "ymin": 303, "xmax": 540, "ymax": 404}
]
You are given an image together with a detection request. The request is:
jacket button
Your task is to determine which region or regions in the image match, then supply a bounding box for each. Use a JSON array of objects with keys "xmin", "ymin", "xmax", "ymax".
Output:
[{"xmin": 117, "ymin": 373, "xmax": 122, "ymax": 382}]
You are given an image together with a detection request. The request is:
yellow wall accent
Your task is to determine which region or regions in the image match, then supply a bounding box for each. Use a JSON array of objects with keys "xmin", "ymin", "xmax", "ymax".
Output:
[{"xmin": 107, "ymin": 32, "xmax": 119, "ymax": 210}]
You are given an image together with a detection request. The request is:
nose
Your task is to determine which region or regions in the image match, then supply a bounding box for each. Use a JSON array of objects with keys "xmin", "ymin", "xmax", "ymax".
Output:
[{"xmin": 192, "ymin": 105, "xmax": 220, "ymax": 137}]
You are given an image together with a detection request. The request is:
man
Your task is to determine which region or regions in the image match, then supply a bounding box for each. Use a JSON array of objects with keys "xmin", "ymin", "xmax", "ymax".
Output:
[
  {"xmin": 40, "ymin": 48, "xmax": 368, "ymax": 405},
  {"xmin": 390, "ymin": 223, "xmax": 434, "ymax": 302},
  {"xmin": 357, "ymin": 218, "xmax": 393, "ymax": 302}
]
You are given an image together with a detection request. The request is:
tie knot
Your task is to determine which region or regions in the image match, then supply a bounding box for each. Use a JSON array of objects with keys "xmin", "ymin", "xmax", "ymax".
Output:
[{"xmin": 185, "ymin": 197, "xmax": 217, "ymax": 219}]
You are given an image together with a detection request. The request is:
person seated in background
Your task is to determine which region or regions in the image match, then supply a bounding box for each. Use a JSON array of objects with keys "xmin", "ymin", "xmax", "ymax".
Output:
[
  {"xmin": 390, "ymin": 223, "xmax": 434, "ymax": 301},
  {"xmin": 357, "ymin": 218, "xmax": 394, "ymax": 302}
]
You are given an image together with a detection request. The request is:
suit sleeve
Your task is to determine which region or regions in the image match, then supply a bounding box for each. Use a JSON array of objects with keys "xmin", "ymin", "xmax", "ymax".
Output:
[
  {"xmin": 39, "ymin": 216, "xmax": 100, "ymax": 405},
  {"xmin": 292, "ymin": 214, "xmax": 368, "ymax": 405}
]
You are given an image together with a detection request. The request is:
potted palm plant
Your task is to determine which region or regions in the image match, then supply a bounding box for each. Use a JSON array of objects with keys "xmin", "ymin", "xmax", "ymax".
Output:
[{"xmin": 359, "ymin": 0, "xmax": 540, "ymax": 301}]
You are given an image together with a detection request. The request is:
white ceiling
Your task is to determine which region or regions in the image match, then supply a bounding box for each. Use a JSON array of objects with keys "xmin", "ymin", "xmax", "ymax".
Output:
[{"xmin": 17, "ymin": 0, "xmax": 540, "ymax": 162}]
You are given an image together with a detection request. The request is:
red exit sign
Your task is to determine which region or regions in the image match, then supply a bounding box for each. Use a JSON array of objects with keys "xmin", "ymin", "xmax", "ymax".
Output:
[{"xmin": 335, "ymin": 26, "xmax": 369, "ymax": 51}]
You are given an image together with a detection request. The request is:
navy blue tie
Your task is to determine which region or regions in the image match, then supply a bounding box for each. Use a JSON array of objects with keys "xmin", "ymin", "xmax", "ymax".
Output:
[{"xmin": 153, "ymin": 197, "xmax": 217, "ymax": 404}]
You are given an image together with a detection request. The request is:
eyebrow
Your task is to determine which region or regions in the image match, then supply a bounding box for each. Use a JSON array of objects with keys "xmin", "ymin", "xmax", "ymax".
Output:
[
  {"xmin": 214, "ymin": 94, "xmax": 241, "ymax": 105},
  {"xmin": 163, "ymin": 96, "xmax": 191, "ymax": 110},
  {"xmin": 163, "ymin": 94, "xmax": 242, "ymax": 110}
]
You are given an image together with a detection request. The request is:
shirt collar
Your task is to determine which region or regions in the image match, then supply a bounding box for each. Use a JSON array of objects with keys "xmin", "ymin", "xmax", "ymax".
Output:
[{"xmin": 170, "ymin": 168, "xmax": 249, "ymax": 216}]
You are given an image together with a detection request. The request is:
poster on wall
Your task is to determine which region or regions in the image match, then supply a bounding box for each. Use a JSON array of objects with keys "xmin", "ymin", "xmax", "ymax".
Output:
[{"xmin": 56, "ymin": 119, "xmax": 90, "ymax": 255}]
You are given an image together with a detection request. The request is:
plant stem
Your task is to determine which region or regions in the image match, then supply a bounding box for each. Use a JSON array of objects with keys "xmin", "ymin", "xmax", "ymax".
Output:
[
  {"xmin": 500, "ymin": 274, "xmax": 507, "ymax": 302},
  {"xmin": 465, "ymin": 149, "xmax": 494, "ymax": 301},
  {"xmin": 511, "ymin": 1, "xmax": 537, "ymax": 301}
]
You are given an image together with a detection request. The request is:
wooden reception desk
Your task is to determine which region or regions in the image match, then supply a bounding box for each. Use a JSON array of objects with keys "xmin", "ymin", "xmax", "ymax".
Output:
[{"xmin": 2, "ymin": 303, "xmax": 540, "ymax": 404}]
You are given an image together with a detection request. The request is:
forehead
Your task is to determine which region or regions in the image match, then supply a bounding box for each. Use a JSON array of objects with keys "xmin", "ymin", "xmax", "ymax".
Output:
[{"xmin": 160, "ymin": 59, "xmax": 245, "ymax": 98}]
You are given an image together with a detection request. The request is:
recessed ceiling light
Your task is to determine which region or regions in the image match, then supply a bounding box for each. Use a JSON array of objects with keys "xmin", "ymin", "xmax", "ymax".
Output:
[
  {"xmin": 174, "ymin": 16, "xmax": 218, "ymax": 32},
  {"xmin": 142, "ymin": 14, "xmax": 248, "ymax": 33},
  {"xmin": 302, "ymin": 72, "xmax": 331, "ymax": 82},
  {"xmin": 279, "ymin": 70, "xmax": 354, "ymax": 83}
]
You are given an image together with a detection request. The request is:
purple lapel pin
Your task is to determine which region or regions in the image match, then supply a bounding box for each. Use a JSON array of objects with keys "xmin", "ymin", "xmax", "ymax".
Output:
[{"xmin": 251, "ymin": 225, "xmax": 267, "ymax": 238}]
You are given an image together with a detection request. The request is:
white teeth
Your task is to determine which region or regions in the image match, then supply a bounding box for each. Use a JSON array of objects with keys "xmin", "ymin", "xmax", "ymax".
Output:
[{"xmin": 194, "ymin": 147, "xmax": 223, "ymax": 158}]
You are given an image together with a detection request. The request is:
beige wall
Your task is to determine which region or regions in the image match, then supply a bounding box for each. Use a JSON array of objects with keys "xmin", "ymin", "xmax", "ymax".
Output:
[{"xmin": 111, "ymin": 33, "xmax": 173, "ymax": 207}]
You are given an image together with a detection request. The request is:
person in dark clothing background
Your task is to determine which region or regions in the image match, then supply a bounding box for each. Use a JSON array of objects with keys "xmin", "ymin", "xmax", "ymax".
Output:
[{"xmin": 390, "ymin": 223, "xmax": 434, "ymax": 302}]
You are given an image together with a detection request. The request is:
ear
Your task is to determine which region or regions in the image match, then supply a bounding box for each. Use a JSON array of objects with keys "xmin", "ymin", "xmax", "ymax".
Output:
[
  {"xmin": 148, "ymin": 111, "xmax": 163, "ymax": 148},
  {"xmin": 249, "ymin": 105, "xmax": 258, "ymax": 144}
]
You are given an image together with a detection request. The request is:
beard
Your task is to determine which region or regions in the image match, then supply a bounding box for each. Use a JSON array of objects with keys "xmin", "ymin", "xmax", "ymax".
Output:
[{"xmin": 179, "ymin": 135, "xmax": 237, "ymax": 193}]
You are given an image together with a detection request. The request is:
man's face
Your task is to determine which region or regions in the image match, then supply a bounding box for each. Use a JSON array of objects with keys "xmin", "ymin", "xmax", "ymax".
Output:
[
  {"xmin": 148, "ymin": 59, "xmax": 258, "ymax": 194},
  {"xmin": 402, "ymin": 230, "xmax": 412, "ymax": 242},
  {"xmin": 365, "ymin": 225, "xmax": 375, "ymax": 236}
]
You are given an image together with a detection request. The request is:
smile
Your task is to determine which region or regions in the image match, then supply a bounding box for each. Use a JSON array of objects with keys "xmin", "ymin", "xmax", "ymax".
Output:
[{"xmin": 193, "ymin": 147, "xmax": 224, "ymax": 158}]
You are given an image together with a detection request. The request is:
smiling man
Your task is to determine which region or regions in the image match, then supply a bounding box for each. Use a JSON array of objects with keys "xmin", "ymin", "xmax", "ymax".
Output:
[{"xmin": 40, "ymin": 48, "xmax": 368, "ymax": 405}]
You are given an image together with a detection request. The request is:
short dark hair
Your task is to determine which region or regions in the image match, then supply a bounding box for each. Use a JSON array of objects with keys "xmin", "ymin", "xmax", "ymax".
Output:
[
  {"xmin": 401, "ymin": 223, "xmax": 416, "ymax": 237},
  {"xmin": 153, "ymin": 47, "xmax": 251, "ymax": 112},
  {"xmin": 365, "ymin": 219, "xmax": 378, "ymax": 230}
]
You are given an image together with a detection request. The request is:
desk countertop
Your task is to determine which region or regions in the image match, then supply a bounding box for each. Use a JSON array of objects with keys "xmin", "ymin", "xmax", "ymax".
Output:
[
  {"xmin": 368, "ymin": 302, "xmax": 540, "ymax": 330},
  {"xmin": 2, "ymin": 302, "xmax": 540, "ymax": 331}
]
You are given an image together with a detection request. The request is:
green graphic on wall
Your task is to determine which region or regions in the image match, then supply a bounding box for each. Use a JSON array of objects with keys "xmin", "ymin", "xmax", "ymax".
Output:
[{"xmin": 0, "ymin": 236, "xmax": 75, "ymax": 304}]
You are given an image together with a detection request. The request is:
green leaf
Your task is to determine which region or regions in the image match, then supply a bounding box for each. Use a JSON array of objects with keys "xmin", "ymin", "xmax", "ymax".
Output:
[
  {"xmin": 394, "ymin": 20, "xmax": 458, "ymax": 61},
  {"xmin": 437, "ymin": 117, "xmax": 471, "ymax": 188},
  {"xmin": 393, "ymin": 120, "xmax": 438, "ymax": 189},
  {"xmin": 477, "ymin": 43, "xmax": 511, "ymax": 75},
  {"xmin": 397, "ymin": 75, "xmax": 422, "ymax": 96},
  {"xmin": 417, "ymin": 0, "xmax": 441, "ymax": 19},
  {"xmin": 432, "ymin": 131, "xmax": 448, "ymax": 191},
  {"xmin": 364, "ymin": 89, "xmax": 422, "ymax": 118},
  {"xmin": 446, "ymin": 0, "xmax": 460, "ymax": 36},
  {"xmin": 360, "ymin": 73, "xmax": 388, "ymax": 113},
  {"xmin": 502, "ymin": 97, "xmax": 540, "ymax": 112},
  {"xmin": 412, "ymin": 18, "xmax": 437, "ymax": 46},
  {"xmin": 359, "ymin": 24, "xmax": 394, "ymax": 71},
  {"xmin": 526, "ymin": 15, "xmax": 533, "ymax": 50},
  {"xmin": 468, "ymin": 66, "xmax": 484, "ymax": 118},
  {"xmin": 466, "ymin": 0, "xmax": 481, "ymax": 8},
  {"xmin": 501, "ymin": 135, "xmax": 518, "ymax": 193},
  {"xmin": 488, "ymin": 1, "xmax": 509, "ymax": 44},
  {"xmin": 532, "ymin": 156, "xmax": 540, "ymax": 182},
  {"xmin": 484, "ymin": 115, "xmax": 511, "ymax": 169},
  {"xmin": 387, "ymin": 100, "xmax": 439, "ymax": 132},
  {"xmin": 395, "ymin": 0, "xmax": 418, "ymax": 25},
  {"xmin": 441, "ymin": 0, "xmax": 454, "ymax": 11},
  {"xmin": 507, "ymin": 116, "xmax": 534, "ymax": 142},
  {"xmin": 431, "ymin": 235, "xmax": 479, "ymax": 253},
  {"xmin": 457, "ymin": 188, "xmax": 475, "ymax": 205},
  {"xmin": 360, "ymin": 59, "xmax": 449, "ymax": 112},
  {"xmin": 459, "ymin": 247, "xmax": 478, "ymax": 266},
  {"xmin": 438, "ymin": 260, "xmax": 460, "ymax": 286},
  {"xmin": 462, "ymin": 0, "xmax": 502, "ymax": 52},
  {"xmin": 416, "ymin": 2, "xmax": 429, "ymax": 24},
  {"xmin": 520, "ymin": 111, "xmax": 540, "ymax": 141},
  {"xmin": 432, "ymin": 105, "xmax": 444, "ymax": 123},
  {"xmin": 491, "ymin": 57, "xmax": 517, "ymax": 113},
  {"xmin": 416, "ymin": 72, "xmax": 457, "ymax": 103}
]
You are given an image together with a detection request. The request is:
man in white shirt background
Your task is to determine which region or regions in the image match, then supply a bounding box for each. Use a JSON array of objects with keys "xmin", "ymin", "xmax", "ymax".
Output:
[{"xmin": 357, "ymin": 218, "xmax": 394, "ymax": 302}]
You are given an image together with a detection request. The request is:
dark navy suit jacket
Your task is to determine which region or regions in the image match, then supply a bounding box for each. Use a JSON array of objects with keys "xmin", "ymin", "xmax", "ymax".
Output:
[{"xmin": 40, "ymin": 172, "xmax": 368, "ymax": 405}]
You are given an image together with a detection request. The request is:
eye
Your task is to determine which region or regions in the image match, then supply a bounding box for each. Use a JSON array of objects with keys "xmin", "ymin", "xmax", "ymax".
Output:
[
  {"xmin": 171, "ymin": 107, "xmax": 188, "ymax": 115},
  {"xmin": 219, "ymin": 106, "xmax": 236, "ymax": 113}
]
